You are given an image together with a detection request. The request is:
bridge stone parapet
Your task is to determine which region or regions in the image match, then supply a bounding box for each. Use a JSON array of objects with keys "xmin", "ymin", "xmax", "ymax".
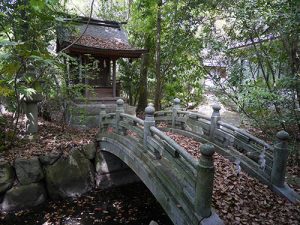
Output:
[
  {"xmin": 154, "ymin": 98, "xmax": 300, "ymax": 204},
  {"xmin": 97, "ymin": 100, "xmax": 224, "ymax": 225}
]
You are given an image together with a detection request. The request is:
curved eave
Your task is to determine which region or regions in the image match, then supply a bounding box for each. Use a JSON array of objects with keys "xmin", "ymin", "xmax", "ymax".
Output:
[{"xmin": 59, "ymin": 42, "xmax": 147, "ymax": 59}]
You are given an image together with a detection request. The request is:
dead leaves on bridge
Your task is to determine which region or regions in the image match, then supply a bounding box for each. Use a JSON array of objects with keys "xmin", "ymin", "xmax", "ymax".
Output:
[{"xmin": 165, "ymin": 131, "xmax": 300, "ymax": 225}]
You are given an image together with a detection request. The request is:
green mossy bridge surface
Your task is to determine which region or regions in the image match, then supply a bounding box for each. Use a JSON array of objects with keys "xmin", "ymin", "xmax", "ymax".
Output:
[{"xmin": 97, "ymin": 99, "xmax": 299, "ymax": 225}]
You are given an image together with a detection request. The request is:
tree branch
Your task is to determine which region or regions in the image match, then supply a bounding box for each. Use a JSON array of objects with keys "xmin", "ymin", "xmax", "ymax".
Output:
[{"xmin": 57, "ymin": 0, "xmax": 95, "ymax": 53}]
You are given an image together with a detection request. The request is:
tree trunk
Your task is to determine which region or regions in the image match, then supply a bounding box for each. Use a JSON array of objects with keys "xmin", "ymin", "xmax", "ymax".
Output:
[
  {"xmin": 136, "ymin": 53, "xmax": 150, "ymax": 113},
  {"xmin": 136, "ymin": 35, "xmax": 152, "ymax": 113},
  {"xmin": 288, "ymin": 36, "xmax": 300, "ymax": 132},
  {"xmin": 154, "ymin": 0, "xmax": 162, "ymax": 111}
]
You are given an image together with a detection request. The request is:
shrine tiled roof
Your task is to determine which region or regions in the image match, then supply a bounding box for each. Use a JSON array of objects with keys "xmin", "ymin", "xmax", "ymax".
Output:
[
  {"xmin": 57, "ymin": 17, "xmax": 146, "ymax": 58},
  {"xmin": 68, "ymin": 34, "xmax": 134, "ymax": 50}
]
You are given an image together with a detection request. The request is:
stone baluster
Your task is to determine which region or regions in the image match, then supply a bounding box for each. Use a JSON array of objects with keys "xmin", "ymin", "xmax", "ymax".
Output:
[
  {"xmin": 195, "ymin": 144, "xmax": 215, "ymax": 218},
  {"xmin": 271, "ymin": 130, "xmax": 290, "ymax": 187},
  {"xmin": 99, "ymin": 104, "xmax": 106, "ymax": 131},
  {"xmin": 144, "ymin": 104, "xmax": 155, "ymax": 151},
  {"xmin": 115, "ymin": 99, "xmax": 124, "ymax": 134},
  {"xmin": 209, "ymin": 104, "xmax": 221, "ymax": 141},
  {"xmin": 172, "ymin": 98, "xmax": 180, "ymax": 128}
]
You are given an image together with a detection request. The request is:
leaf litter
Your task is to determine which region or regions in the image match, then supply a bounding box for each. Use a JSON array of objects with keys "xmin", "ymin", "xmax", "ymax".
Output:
[{"xmin": 165, "ymin": 131, "xmax": 300, "ymax": 225}]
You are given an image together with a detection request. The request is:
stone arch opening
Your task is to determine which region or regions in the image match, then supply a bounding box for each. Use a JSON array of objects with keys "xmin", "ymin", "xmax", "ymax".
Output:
[{"xmin": 95, "ymin": 150, "xmax": 141, "ymax": 189}]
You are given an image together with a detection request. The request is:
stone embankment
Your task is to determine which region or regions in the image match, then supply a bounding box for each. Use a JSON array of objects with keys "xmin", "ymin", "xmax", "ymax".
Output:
[{"xmin": 0, "ymin": 142, "xmax": 138, "ymax": 211}]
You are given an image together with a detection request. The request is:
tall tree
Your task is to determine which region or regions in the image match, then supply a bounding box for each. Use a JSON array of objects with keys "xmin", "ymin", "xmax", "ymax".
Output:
[
  {"xmin": 124, "ymin": 0, "xmax": 205, "ymax": 109},
  {"xmin": 154, "ymin": 0, "xmax": 162, "ymax": 110},
  {"xmin": 136, "ymin": 35, "xmax": 151, "ymax": 113}
]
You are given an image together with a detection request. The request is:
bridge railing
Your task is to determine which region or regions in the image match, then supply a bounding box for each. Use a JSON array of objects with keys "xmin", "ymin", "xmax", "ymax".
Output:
[
  {"xmin": 154, "ymin": 98, "xmax": 299, "ymax": 203},
  {"xmin": 98, "ymin": 99, "xmax": 221, "ymax": 221}
]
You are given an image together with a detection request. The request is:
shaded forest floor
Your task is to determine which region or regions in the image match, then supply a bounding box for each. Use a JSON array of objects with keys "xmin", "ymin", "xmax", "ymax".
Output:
[{"xmin": 0, "ymin": 116, "xmax": 97, "ymax": 162}]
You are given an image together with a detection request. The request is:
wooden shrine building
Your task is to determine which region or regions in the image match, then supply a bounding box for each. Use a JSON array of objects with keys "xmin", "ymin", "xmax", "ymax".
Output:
[
  {"xmin": 57, "ymin": 16, "xmax": 146, "ymax": 127},
  {"xmin": 57, "ymin": 16, "xmax": 146, "ymax": 103}
]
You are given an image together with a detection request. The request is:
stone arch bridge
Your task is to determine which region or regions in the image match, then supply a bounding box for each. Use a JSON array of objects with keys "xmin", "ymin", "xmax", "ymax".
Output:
[{"xmin": 97, "ymin": 99, "xmax": 299, "ymax": 225}]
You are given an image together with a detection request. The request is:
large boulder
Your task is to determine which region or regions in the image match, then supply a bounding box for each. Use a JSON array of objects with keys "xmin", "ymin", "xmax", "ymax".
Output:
[
  {"xmin": 0, "ymin": 162, "xmax": 14, "ymax": 194},
  {"xmin": 14, "ymin": 157, "xmax": 44, "ymax": 185},
  {"xmin": 39, "ymin": 152, "xmax": 62, "ymax": 165},
  {"xmin": 82, "ymin": 142, "xmax": 96, "ymax": 160},
  {"xmin": 44, "ymin": 149, "xmax": 95, "ymax": 199},
  {"xmin": 1, "ymin": 183, "xmax": 47, "ymax": 211}
]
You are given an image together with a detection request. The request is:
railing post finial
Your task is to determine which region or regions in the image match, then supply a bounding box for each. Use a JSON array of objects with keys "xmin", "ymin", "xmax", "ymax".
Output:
[
  {"xmin": 145, "ymin": 104, "xmax": 155, "ymax": 118},
  {"xmin": 209, "ymin": 104, "xmax": 221, "ymax": 140},
  {"xmin": 195, "ymin": 144, "xmax": 215, "ymax": 218},
  {"xmin": 271, "ymin": 130, "xmax": 289, "ymax": 187},
  {"xmin": 212, "ymin": 104, "xmax": 221, "ymax": 117},
  {"xmin": 116, "ymin": 98, "xmax": 124, "ymax": 113},
  {"xmin": 174, "ymin": 98, "xmax": 180, "ymax": 109},
  {"xmin": 144, "ymin": 104, "xmax": 155, "ymax": 151}
]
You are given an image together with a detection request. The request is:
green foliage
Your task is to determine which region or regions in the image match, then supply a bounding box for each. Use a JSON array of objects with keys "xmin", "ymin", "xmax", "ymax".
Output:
[
  {"xmin": 199, "ymin": 0, "xmax": 300, "ymax": 135},
  {"xmin": 118, "ymin": 59, "xmax": 140, "ymax": 105},
  {"xmin": 0, "ymin": 1, "xmax": 87, "ymax": 111},
  {"xmin": 118, "ymin": 0, "xmax": 205, "ymax": 108},
  {"xmin": 0, "ymin": 0, "xmax": 77, "ymax": 146},
  {"xmin": 164, "ymin": 77, "xmax": 203, "ymax": 108},
  {"xmin": 96, "ymin": 0, "xmax": 129, "ymax": 22},
  {"xmin": 0, "ymin": 0, "xmax": 68, "ymax": 109}
]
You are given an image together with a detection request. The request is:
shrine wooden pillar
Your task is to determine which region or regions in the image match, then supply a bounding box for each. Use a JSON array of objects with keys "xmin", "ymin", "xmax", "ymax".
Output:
[
  {"xmin": 112, "ymin": 59, "xmax": 117, "ymax": 98},
  {"xmin": 79, "ymin": 55, "xmax": 82, "ymax": 82}
]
